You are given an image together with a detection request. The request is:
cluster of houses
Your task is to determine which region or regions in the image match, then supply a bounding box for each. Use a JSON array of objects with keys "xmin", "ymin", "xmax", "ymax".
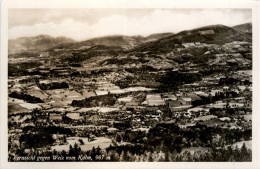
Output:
[{"xmin": 8, "ymin": 62, "xmax": 252, "ymax": 130}]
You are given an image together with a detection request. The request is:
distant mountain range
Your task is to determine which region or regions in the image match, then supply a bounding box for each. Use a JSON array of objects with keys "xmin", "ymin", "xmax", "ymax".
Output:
[
  {"xmin": 8, "ymin": 33, "xmax": 175, "ymax": 54},
  {"xmin": 46, "ymin": 33, "xmax": 175, "ymax": 51},
  {"xmin": 8, "ymin": 23, "xmax": 251, "ymax": 55}
]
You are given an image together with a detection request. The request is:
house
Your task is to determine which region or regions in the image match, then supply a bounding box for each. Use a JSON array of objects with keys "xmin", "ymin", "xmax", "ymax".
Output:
[
  {"xmin": 194, "ymin": 91, "xmax": 209, "ymax": 97},
  {"xmin": 204, "ymin": 51, "xmax": 211, "ymax": 55},
  {"xmin": 107, "ymin": 127, "xmax": 119, "ymax": 133},
  {"xmin": 198, "ymin": 118, "xmax": 221, "ymax": 128},
  {"xmin": 232, "ymin": 45, "xmax": 241, "ymax": 49},
  {"xmin": 219, "ymin": 117, "xmax": 231, "ymax": 122},
  {"xmin": 210, "ymin": 89, "xmax": 222, "ymax": 96},
  {"xmin": 231, "ymin": 89, "xmax": 240, "ymax": 94},
  {"xmin": 162, "ymin": 94, "xmax": 177, "ymax": 101},
  {"xmin": 133, "ymin": 128, "xmax": 149, "ymax": 133},
  {"xmin": 227, "ymin": 59, "xmax": 237, "ymax": 64},
  {"xmin": 168, "ymin": 100, "xmax": 192, "ymax": 112},
  {"xmin": 178, "ymin": 123, "xmax": 196, "ymax": 129},
  {"xmin": 233, "ymin": 97, "xmax": 246, "ymax": 103},
  {"xmin": 194, "ymin": 115, "xmax": 217, "ymax": 122},
  {"xmin": 238, "ymin": 47, "xmax": 247, "ymax": 52},
  {"xmin": 49, "ymin": 114, "xmax": 63, "ymax": 121},
  {"xmin": 223, "ymin": 86, "xmax": 229, "ymax": 90},
  {"xmin": 95, "ymin": 90, "xmax": 109, "ymax": 96},
  {"xmin": 187, "ymin": 107, "xmax": 209, "ymax": 115},
  {"xmin": 179, "ymin": 97, "xmax": 192, "ymax": 105},
  {"xmin": 185, "ymin": 94, "xmax": 202, "ymax": 102},
  {"xmin": 238, "ymin": 85, "xmax": 246, "ymax": 92},
  {"xmin": 109, "ymin": 89, "xmax": 125, "ymax": 94},
  {"xmin": 144, "ymin": 94, "xmax": 166, "ymax": 106}
]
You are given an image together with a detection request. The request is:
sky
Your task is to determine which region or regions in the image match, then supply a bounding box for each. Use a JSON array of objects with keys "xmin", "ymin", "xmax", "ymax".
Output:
[{"xmin": 8, "ymin": 8, "xmax": 252, "ymax": 41}]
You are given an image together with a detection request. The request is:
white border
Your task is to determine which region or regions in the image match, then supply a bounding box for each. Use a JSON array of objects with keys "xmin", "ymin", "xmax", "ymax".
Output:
[{"xmin": 1, "ymin": 0, "xmax": 260, "ymax": 169}]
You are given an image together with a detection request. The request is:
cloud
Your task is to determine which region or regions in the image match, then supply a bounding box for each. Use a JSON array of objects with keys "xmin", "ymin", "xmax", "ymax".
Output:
[{"xmin": 8, "ymin": 9, "xmax": 252, "ymax": 41}]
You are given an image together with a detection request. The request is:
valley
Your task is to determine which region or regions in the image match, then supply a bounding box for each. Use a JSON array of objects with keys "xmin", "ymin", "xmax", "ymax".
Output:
[{"xmin": 8, "ymin": 23, "xmax": 252, "ymax": 162}]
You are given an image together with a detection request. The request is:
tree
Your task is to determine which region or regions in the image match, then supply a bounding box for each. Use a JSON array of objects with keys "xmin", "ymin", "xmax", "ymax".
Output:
[
  {"xmin": 79, "ymin": 139, "xmax": 84, "ymax": 145},
  {"xmin": 114, "ymin": 152, "xmax": 120, "ymax": 161},
  {"xmin": 68, "ymin": 143, "xmax": 81, "ymax": 160},
  {"xmin": 61, "ymin": 150, "xmax": 66, "ymax": 160},
  {"xmin": 240, "ymin": 143, "xmax": 251, "ymax": 161},
  {"xmin": 165, "ymin": 151, "xmax": 170, "ymax": 162},
  {"xmin": 90, "ymin": 147, "xmax": 96, "ymax": 160},
  {"xmin": 116, "ymin": 133, "xmax": 122, "ymax": 143},
  {"xmin": 96, "ymin": 146, "xmax": 102, "ymax": 156},
  {"xmin": 126, "ymin": 151, "xmax": 134, "ymax": 161},
  {"xmin": 119, "ymin": 151, "xmax": 125, "ymax": 161},
  {"xmin": 147, "ymin": 151, "xmax": 153, "ymax": 162}
]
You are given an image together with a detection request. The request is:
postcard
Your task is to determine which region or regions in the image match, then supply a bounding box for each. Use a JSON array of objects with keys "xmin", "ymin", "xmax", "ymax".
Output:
[{"xmin": 1, "ymin": 0, "xmax": 260, "ymax": 168}]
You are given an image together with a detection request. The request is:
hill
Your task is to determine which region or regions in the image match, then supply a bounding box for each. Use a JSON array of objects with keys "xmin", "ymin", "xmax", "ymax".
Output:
[
  {"xmin": 232, "ymin": 23, "xmax": 252, "ymax": 33},
  {"xmin": 134, "ymin": 24, "xmax": 251, "ymax": 54},
  {"xmin": 142, "ymin": 33, "xmax": 174, "ymax": 42},
  {"xmin": 45, "ymin": 24, "xmax": 251, "ymax": 67},
  {"xmin": 8, "ymin": 35, "xmax": 75, "ymax": 54},
  {"xmin": 50, "ymin": 33, "xmax": 174, "ymax": 51}
]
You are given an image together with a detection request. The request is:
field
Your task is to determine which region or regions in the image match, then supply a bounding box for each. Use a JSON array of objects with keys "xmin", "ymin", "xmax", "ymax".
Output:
[
  {"xmin": 8, "ymin": 104, "xmax": 29, "ymax": 114},
  {"xmin": 123, "ymin": 87, "xmax": 154, "ymax": 92},
  {"xmin": 231, "ymin": 140, "xmax": 252, "ymax": 150},
  {"xmin": 242, "ymin": 114, "xmax": 252, "ymax": 121},
  {"xmin": 51, "ymin": 137, "xmax": 112, "ymax": 152}
]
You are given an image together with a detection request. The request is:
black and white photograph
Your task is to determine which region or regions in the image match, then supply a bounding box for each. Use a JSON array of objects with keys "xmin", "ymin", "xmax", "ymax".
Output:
[{"xmin": 1, "ymin": 0, "xmax": 260, "ymax": 168}]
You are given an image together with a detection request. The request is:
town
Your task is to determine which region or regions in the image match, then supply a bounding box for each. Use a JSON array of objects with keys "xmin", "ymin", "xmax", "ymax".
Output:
[{"xmin": 8, "ymin": 24, "xmax": 252, "ymax": 162}]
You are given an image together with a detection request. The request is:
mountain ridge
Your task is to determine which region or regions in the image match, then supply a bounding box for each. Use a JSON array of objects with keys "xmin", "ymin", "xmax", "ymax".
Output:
[
  {"xmin": 133, "ymin": 24, "xmax": 251, "ymax": 54},
  {"xmin": 8, "ymin": 23, "xmax": 251, "ymax": 56}
]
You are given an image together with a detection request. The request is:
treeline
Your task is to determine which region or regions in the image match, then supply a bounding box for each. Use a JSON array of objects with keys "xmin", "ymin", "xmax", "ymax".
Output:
[
  {"xmin": 100, "ymin": 58, "xmax": 140, "ymax": 65},
  {"xmin": 114, "ymin": 72, "xmax": 160, "ymax": 89},
  {"xmin": 210, "ymin": 107, "xmax": 251, "ymax": 117},
  {"xmin": 11, "ymin": 122, "xmax": 252, "ymax": 161},
  {"xmin": 8, "ymin": 61, "xmax": 42, "ymax": 76},
  {"xmin": 71, "ymin": 93, "xmax": 117, "ymax": 107},
  {"xmin": 113, "ymin": 123, "xmax": 251, "ymax": 154},
  {"xmin": 173, "ymin": 54, "xmax": 211, "ymax": 65},
  {"xmin": 10, "ymin": 142, "xmax": 251, "ymax": 162},
  {"xmin": 17, "ymin": 125, "xmax": 73, "ymax": 150},
  {"xmin": 199, "ymin": 66, "xmax": 226, "ymax": 76},
  {"xmin": 158, "ymin": 71, "xmax": 202, "ymax": 91},
  {"xmin": 38, "ymin": 81, "xmax": 69, "ymax": 90},
  {"xmin": 9, "ymin": 91, "xmax": 44, "ymax": 103},
  {"xmin": 105, "ymin": 143, "xmax": 251, "ymax": 162},
  {"xmin": 147, "ymin": 123, "xmax": 251, "ymax": 150},
  {"xmin": 189, "ymin": 90, "xmax": 241, "ymax": 107},
  {"xmin": 22, "ymin": 125, "xmax": 73, "ymax": 135},
  {"xmin": 19, "ymin": 133, "xmax": 55, "ymax": 149},
  {"xmin": 172, "ymin": 47, "xmax": 212, "ymax": 65},
  {"xmin": 219, "ymin": 77, "xmax": 251, "ymax": 86},
  {"xmin": 114, "ymin": 76, "xmax": 137, "ymax": 88},
  {"xmin": 62, "ymin": 45, "xmax": 123, "ymax": 63},
  {"xmin": 9, "ymin": 52, "xmax": 39, "ymax": 58},
  {"xmin": 125, "ymin": 65, "xmax": 157, "ymax": 74},
  {"xmin": 134, "ymin": 38, "xmax": 182, "ymax": 54}
]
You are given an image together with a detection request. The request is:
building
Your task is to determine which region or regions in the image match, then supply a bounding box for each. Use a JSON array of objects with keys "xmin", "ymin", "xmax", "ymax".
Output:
[
  {"xmin": 179, "ymin": 97, "xmax": 192, "ymax": 105},
  {"xmin": 168, "ymin": 100, "xmax": 192, "ymax": 112}
]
